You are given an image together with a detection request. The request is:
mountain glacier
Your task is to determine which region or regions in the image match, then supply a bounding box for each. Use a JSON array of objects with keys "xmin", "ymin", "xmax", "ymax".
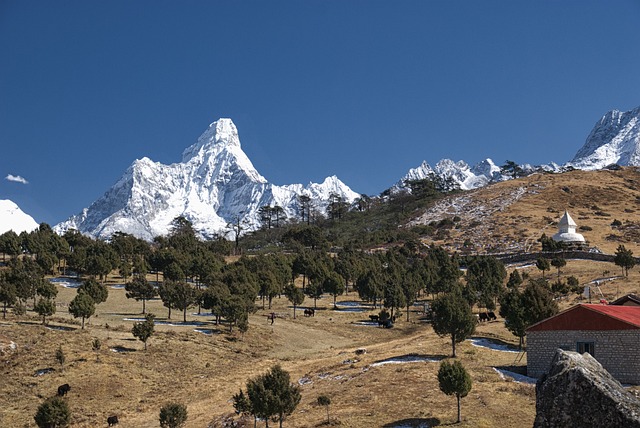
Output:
[
  {"xmin": 570, "ymin": 106, "xmax": 640, "ymax": 169},
  {"xmin": 54, "ymin": 119, "xmax": 359, "ymax": 240},
  {"xmin": 0, "ymin": 200, "xmax": 39, "ymax": 234}
]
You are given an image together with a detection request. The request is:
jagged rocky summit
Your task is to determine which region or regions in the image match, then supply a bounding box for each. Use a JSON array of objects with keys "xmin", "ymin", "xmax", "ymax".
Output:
[
  {"xmin": 570, "ymin": 105, "xmax": 640, "ymax": 169},
  {"xmin": 54, "ymin": 119, "xmax": 359, "ymax": 241},
  {"xmin": 0, "ymin": 200, "xmax": 39, "ymax": 235},
  {"xmin": 396, "ymin": 158, "xmax": 510, "ymax": 191}
]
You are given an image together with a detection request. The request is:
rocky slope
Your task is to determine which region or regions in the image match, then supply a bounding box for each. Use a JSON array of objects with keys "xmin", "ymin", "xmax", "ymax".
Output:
[{"xmin": 570, "ymin": 106, "xmax": 640, "ymax": 169}]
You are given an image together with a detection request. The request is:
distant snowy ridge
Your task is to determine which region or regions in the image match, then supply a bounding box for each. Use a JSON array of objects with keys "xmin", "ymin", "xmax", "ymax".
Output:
[
  {"xmin": 570, "ymin": 105, "xmax": 640, "ymax": 169},
  {"xmin": 54, "ymin": 119, "xmax": 359, "ymax": 240},
  {"xmin": 0, "ymin": 200, "xmax": 39, "ymax": 234},
  {"xmin": 395, "ymin": 158, "xmax": 508, "ymax": 192}
]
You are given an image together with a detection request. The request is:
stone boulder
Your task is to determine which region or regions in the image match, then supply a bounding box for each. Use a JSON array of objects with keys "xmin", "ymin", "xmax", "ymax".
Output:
[{"xmin": 534, "ymin": 349, "xmax": 640, "ymax": 427}]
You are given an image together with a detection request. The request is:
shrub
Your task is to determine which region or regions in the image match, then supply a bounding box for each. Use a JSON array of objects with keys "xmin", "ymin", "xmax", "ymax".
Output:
[
  {"xmin": 159, "ymin": 402, "xmax": 187, "ymax": 428},
  {"xmin": 34, "ymin": 396, "xmax": 71, "ymax": 428}
]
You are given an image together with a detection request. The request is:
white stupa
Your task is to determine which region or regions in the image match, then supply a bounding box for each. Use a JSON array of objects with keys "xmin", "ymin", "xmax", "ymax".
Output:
[{"xmin": 552, "ymin": 210, "xmax": 585, "ymax": 243}]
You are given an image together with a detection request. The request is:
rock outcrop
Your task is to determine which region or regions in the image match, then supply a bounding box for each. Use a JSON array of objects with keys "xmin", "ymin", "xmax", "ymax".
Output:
[{"xmin": 534, "ymin": 349, "xmax": 640, "ymax": 428}]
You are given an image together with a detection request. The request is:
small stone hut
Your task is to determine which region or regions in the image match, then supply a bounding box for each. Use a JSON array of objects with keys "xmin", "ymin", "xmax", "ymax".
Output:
[{"xmin": 527, "ymin": 304, "xmax": 640, "ymax": 384}]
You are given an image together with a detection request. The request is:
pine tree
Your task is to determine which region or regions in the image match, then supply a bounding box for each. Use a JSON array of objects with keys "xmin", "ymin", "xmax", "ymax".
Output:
[
  {"xmin": 438, "ymin": 359, "xmax": 472, "ymax": 423},
  {"xmin": 431, "ymin": 291, "xmax": 476, "ymax": 357},
  {"xmin": 68, "ymin": 291, "xmax": 96, "ymax": 329},
  {"xmin": 614, "ymin": 245, "xmax": 635, "ymax": 277},
  {"xmin": 132, "ymin": 313, "xmax": 155, "ymax": 351}
]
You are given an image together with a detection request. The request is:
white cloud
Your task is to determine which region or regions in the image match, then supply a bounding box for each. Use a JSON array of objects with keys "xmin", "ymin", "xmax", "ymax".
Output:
[{"xmin": 6, "ymin": 174, "xmax": 29, "ymax": 184}]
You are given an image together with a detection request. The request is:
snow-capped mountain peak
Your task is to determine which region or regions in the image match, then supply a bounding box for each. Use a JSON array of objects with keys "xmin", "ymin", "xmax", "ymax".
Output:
[
  {"xmin": 397, "ymin": 157, "xmax": 505, "ymax": 192},
  {"xmin": 0, "ymin": 200, "xmax": 39, "ymax": 234},
  {"xmin": 55, "ymin": 118, "xmax": 358, "ymax": 240},
  {"xmin": 570, "ymin": 106, "xmax": 640, "ymax": 169}
]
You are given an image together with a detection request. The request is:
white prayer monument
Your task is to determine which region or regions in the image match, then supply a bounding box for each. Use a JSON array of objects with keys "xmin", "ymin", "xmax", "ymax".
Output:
[{"xmin": 552, "ymin": 210, "xmax": 585, "ymax": 243}]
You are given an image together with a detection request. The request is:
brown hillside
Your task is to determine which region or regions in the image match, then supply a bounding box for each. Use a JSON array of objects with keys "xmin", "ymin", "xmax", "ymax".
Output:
[{"xmin": 409, "ymin": 167, "xmax": 640, "ymax": 255}]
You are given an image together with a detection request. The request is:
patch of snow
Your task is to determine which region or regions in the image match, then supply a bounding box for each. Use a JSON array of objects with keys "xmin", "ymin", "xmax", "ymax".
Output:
[
  {"xmin": 353, "ymin": 321, "xmax": 379, "ymax": 326},
  {"xmin": 49, "ymin": 277, "xmax": 82, "ymax": 288},
  {"xmin": 297, "ymin": 376, "xmax": 312, "ymax": 386},
  {"xmin": 194, "ymin": 328, "xmax": 218, "ymax": 335},
  {"xmin": 468, "ymin": 338, "xmax": 520, "ymax": 353},
  {"xmin": 493, "ymin": 367, "xmax": 536, "ymax": 384},
  {"xmin": 123, "ymin": 317, "xmax": 207, "ymax": 327},
  {"xmin": 34, "ymin": 368, "xmax": 55, "ymax": 376},
  {"xmin": 370, "ymin": 355, "xmax": 441, "ymax": 367}
]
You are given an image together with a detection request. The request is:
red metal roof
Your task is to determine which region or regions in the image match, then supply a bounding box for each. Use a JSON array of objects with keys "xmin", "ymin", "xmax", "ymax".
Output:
[{"xmin": 527, "ymin": 304, "xmax": 640, "ymax": 332}]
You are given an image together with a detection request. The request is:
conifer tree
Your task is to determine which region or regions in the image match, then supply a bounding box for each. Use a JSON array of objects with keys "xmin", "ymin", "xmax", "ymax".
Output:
[{"xmin": 438, "ymin": 359, "xmax": 472, "ymax": 423}]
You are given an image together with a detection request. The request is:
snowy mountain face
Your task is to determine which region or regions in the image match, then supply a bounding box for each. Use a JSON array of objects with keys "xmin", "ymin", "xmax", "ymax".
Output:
[
  {"xmin": 54, "ymin": 119, "xmax": 360, "ymax": 241},
  {"xmin": 570, "ymin": 106, "xmax": 640, "ymax": 169},
  {"xmin": 0, "ymin": 200, "xmax": 39, "ymax": 234},
  {"xmin": 396, "ymin": 158, "xmax": 505, "ymax": 192}
]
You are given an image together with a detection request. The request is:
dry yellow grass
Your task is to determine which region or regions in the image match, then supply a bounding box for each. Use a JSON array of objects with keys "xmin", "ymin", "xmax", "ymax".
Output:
[
  {"xmin": 413, "ymin": 167, "xmax": 640, "ymax": 255},
  {"xmin": 5, "ymin": 254, "xmax": 640, "ymax": 428}
]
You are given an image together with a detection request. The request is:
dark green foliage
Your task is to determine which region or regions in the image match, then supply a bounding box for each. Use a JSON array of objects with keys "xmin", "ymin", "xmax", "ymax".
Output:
[
  {"xmin": 538, "ymin": 233, "xmax": 565, "ymax": 252},
  {"xmin": 464, "ymin": 256, "xmax": 506, "ymax": 310},
  {"xmin": 550, "ymin": 257, "xmax": 566, "ymax": 279},
  {"xmin": 506, "ymin": 269, "xmax": 523, "ymax": 289},
  {"xmin": 614, "ymin": 244, "xmax": 635, "ymax": 277},
  {"xmin": 34, "ymin": 298, "xmax": 55, "ymax": 325},
  {"xmin": 0, "ymin": 230, "xmax": 21, "ymax": 261},
  {"xmin": 37, "ymin": 280, "xmax": 58, "ymax": 300},
  {"xmin": 567, "ymin": 275, "xmax": 580, "ymax": 290},
  {"xmin": 173, "ymin": 282, "xmax": 197, "ymax": 322},
  {"xmin": 438, "ymin": 359, "xmax": 472, "ymax": 423},
  {"xmin": 220, "ymin": 295, "xmax": 249, "ymax": 333},
  {"xmin": 0, "ymin": 272, "xmax": 17, "ymax": 319},
  {"xmin": 132, "ymin": 313, "xmax": 155, "ymax": 351},
  {"xmin": 282, "ymin": 225, "xmax": 327, "ymax": 251},
  {"xmin": 78, "ymin": 278, "xmax": 108, "ymax": 305},
  {"xmin": 323, "ymin": 271, "xmax": 345, "ymax": 308},
  {"xmin": 55, "ymin": 346, "xmax": 65, "ymax": 370},
  {"xmin": 242, "ymin": 364, "xmax": 301, "ymax": 428},
  {"xmin": 158, "ymin": 280, "xmax": 178, "ymax": 319},
  {"xmin": 159, "ymin": 402, "xmax": 187, "ymax": 428},
  {"xmin": 125, "ymin": 274, "xmax": 157, "ymax": 314},
  {"xmin": 34, "ymin": 396, "xmax": 71, "ymax": 428},
  {"xmin": 317, "ymin": 395, "xmax": 331, "ymax": 424},
  {"xmin": 500, "ymin": 280, "xmax": 559, "ymax": 348},
  {"xmin": 232, "ymin": 389, "xmax": 252, "ymax": 417},
  {"xmin": 68, "ymin": 291, "xmax": 95, "ymax": 329},
  {"xmin": 536, "ymin": 257, "xmax": 551, "ymax": 278},
  {"xmin": 500, "ymin": 160, "xmax": 525, "ymax": 179},
  {"xmin": 431, "ymin": 292, "xmax": 476, "ymax": 357},
  {"xmin": 284, "ymin": 284, "xmax": 305, "ymax": 319},
  {"xmin": 355, "ymin": 268, "xmax": 384, "ymax": 308}
]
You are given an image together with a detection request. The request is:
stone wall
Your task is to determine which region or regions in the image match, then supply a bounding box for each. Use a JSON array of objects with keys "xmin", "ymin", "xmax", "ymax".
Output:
[{"xmin": 528, "ymin": 329, "xmax": 640, "ymax": 384}]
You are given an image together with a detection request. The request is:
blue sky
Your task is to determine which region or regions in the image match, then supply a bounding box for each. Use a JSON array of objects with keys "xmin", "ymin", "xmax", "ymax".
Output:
[{"xmin": 2, "ymin": 1, "xmax": 640, "ymax": 226}]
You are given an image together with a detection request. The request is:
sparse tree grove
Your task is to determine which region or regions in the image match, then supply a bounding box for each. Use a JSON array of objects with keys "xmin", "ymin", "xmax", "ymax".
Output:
[{"xmin": 2, "ymin": 175, "xmax": 636, "ymax": 428}]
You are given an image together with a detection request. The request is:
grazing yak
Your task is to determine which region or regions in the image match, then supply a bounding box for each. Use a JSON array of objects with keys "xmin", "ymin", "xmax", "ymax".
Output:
[
  {"xmin": 57, "ymin": 383, "xmax": 71, "ymax": 397},
  {"xmin": 107, "ymin": 415, "xmax": 119, "ymax": 426}
]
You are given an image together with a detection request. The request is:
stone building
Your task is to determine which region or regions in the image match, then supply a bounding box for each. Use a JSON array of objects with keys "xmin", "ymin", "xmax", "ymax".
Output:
[{"xmin": 527, "ymin": 304, "xmax": 640, "ymax": 384}]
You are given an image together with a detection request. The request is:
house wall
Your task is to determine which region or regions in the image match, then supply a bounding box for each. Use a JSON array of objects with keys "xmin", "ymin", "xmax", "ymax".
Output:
[{"xmin": 528, "ymin": 329, "xmax": 640, "ymax": 384}]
